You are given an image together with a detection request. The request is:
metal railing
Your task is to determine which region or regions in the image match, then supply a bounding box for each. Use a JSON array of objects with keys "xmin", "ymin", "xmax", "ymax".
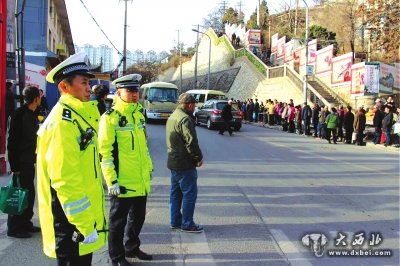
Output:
[{"xmin": 312, "ymin": 76, "xmax": 349, "ymax": 106}]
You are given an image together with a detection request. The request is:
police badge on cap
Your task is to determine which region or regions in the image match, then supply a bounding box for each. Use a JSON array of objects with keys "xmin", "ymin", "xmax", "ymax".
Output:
[
  {"xmin": 113, "ymin": 74, "xmax": 142, "ymax": 91},
  {"xmin": 46, "ymin": 52, "xmax": 95, "ymax": 84}
]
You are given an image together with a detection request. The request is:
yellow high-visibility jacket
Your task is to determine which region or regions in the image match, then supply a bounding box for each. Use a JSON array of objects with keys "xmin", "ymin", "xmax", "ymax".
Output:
[
  {"xmin": 98, "ymin": 97, "xmax": 153, "ymax": 197},
  {"xmin": 36, "ymin": 94, "xmax": 107, "ymax": 258}
]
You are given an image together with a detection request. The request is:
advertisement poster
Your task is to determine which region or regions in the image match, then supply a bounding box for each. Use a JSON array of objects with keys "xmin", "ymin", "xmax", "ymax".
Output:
[
  {"xmin": 364, "ymin": 63, "xmax": 379, "ymax": 95},
  {"xmin": 395, "ymin": 63, "xmax": 400, "ymax": 89},
  {"xmin": 271, "ymin": 33, "xmax": 279, "ymax": 53},
  {"xmin": 276, "ymin": 36, "xmax": 286, "ymax": 59},
  {"xmin": 284, "ymin": 40, "xmax": 295, "ymax": 63},
  {"xmin": 379, "ymin": 63, "xmax": 395, "ymax": 94},
  {"xmin": 331, "ymin": 52, "xmax": 353, "ymax": 85},
  {"xmin": 315, "ymin": 45, "xmax": 334, "ymax": 74},
  {"xmin": 307, "ymin": 39, "xmax": 317, "ymax": 64},
  {"xmin": 351, "ymin": 62, "xmax": 365, "ymax": 95},
  {"xmin": 16, "ymin": 62, "xmax": 47, "ymax": 92},
  {"xmin": 248, "ymin": 29, "xmax": 261, "ymax": 46}
]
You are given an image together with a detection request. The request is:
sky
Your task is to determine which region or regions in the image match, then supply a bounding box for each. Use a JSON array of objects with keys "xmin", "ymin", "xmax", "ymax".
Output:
[{"xmin": 65, "ymin": 0, "xmax": 314, "ymax": 64}]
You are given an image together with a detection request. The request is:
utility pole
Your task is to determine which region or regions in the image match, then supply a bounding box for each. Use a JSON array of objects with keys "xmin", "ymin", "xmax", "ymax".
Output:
[
  {"xmin": 177, "ymin": 30, "xmax": 182, "ymax": 93},
  {"xmin": 194, "ymin": 24, "xmax": 199, "ymax": 89},
  {"xmin": 15, "ymin": 0, "xmax": 27, "ymax": 105},
  {"xmin": 122, "ymin": 0, "xmax": 131, "ymax": 75}
]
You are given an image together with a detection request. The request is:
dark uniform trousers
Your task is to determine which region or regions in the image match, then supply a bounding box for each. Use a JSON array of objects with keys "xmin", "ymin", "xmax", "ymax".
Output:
[
  {"xmin": 57, "ymin": 253, "xmax": 92, "ymax": 266},
  {"xmin": 109, "ymin": 195, "xmax": 147, "ymax": 261},
  {"xmin": 7, "ymin": 163, "xmax": 35, "ymax": 234}
]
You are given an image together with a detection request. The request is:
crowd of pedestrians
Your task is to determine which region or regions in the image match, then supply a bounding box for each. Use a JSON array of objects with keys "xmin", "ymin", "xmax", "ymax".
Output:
[{"xmin": 233, "ymin": 97, "xmax": 399, "ymax": 147}]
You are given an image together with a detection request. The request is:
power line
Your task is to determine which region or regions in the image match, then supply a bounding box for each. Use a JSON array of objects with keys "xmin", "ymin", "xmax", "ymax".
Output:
[{"xmin": 78, "ymin": 0, "xmax": 123, "ymax": 57}]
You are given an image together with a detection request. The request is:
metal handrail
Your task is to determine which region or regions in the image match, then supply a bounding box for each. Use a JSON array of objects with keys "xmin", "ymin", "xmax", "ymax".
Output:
[
  {"xmin": 285, "ymin": 66, "xmax": 330, "ymax": 107},
  {"xmin": 312, "ymin": 76, "xmax": 349, "ymax": 106}
]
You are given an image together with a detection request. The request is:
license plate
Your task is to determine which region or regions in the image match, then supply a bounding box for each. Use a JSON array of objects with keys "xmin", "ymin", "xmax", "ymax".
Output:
[{"xmin": 160, "ymin": 113, "xmax": 169, "ymax": 117}]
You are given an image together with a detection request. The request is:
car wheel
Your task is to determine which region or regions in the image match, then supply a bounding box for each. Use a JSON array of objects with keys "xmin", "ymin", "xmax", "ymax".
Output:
[
  {"xmin": 195, "ymin": 115, "xmax": 200, "ymax": 126},
  {"xmin": 234, "ymin": 126, "xmax": 241, "ymax": 131},
  {"xmin": 206, "ymin": 118, "xmax": 213, "ymax": 130}
]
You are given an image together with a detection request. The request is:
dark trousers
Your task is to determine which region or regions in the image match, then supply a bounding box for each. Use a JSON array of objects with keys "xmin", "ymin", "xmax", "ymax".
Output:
[
  {"xmin": 326, "ymin": 128, "xmax": 337, "ymax": 143},
  {"xmin": 313, "ymin": 121, "xmax": 318, "ymax": 136},
  {"xmin": 345, "ymin": 127, "xmax": 353, "ymax": 143},
  {"xmin": 337, "ymin": 126, "xmax": 344, "ymax": 140},
  {"xmin": 7, "ymin": 163, "xmax": 35, "ymax": 234},
  {"xmin": 373, "ymin": 127, "xmax": 382, "ymax": 144},
  {"xmin": 57, "ymin": 253, "xmax": 92, "ymax": 266},
  {"xmin": 356, "ymin": 130, "xmax": 364, "ymax": 145},
  {"xmin": 219, "ymin": 120, "xmax": 232, "ymax": 135},
  {"xmin": 108, "ymin": 196, "xmax": 147, "ymax": 262},
  {"xmin": 268, "ymin": 114, "xmax": 274, "ymax": 125}
]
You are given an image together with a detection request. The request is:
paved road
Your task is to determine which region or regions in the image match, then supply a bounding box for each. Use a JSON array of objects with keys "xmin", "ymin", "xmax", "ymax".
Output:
[{"xmin": 0, "ymin": 122, "xmax": 398, "ymax": 266}]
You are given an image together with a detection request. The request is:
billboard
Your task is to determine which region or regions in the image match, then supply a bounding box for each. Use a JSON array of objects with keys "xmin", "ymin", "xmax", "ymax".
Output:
[
  {"xmin": 395, "ymin": 63, "xmax": 400, "ymax": 89},
  {"xmin": 16, "ymin": 62, "xmax": 47, "ymax": 92},
  {"xmin": 379, "ymin": 63, "xmax": 395, "ymax": 94},
  {"xmin": 315, "ymin": 45, "xmax": 334, "ymax": 74},
  {"xmin": 276, "ymin": 36, "xmax": 286, "ymax": 59},
  {"xmin": 351, "ymin": 62, "xmax": 365, "ymax": 95},
  {"xmin": 307, "ymin": 39, "xmax": 317, "ymax": 64},
  {"xmin": 331, "ymin": 52, "xmax": 353, "ymax": 85},
  {"xmin": 364, "ymin": 62, "xmax": 379, "ymax": 95},
  {"xmin": 271, "ymin": 33, "xmax": 279, "ymax": 53},
  {"xmin": 284, "ymin": 40, "xmax": 295, "ymax": 63},
  {"xmin": 248, "ymin": 29, "xmax": 262, "ymax": 46}
]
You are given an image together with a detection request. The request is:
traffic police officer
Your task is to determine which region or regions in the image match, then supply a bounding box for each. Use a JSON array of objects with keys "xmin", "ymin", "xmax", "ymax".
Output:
[
  {"xmin": 98, "ymin": 74, "xmax": 153, "ymax": 266},
  {"xmin": 36, "ymin": 52, "xmax": 107, "ymax": 266}
]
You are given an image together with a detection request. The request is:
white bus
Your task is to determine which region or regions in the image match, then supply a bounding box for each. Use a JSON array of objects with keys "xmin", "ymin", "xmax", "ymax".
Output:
[{"xmin": 139, "ymin": 82, "xmax": 179, "ymax": 121}]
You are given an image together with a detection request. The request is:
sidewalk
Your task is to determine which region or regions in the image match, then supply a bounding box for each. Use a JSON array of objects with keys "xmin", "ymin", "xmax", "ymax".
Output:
[{"xmin": 243, "ymin": 121, "xmax": 400, "ymax": 150}]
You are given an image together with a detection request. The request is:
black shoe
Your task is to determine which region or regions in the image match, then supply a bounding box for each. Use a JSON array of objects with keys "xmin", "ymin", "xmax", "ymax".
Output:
[
  {"xmin": 181, "ymin": 224, "xmax": 204, "ymax": 233},
  {"xmin": 218, "ymin": 132, "xmax": 223, "ymax": 135},
  {"xmin": 170, "ymin": 224, "xmax": 181, "ymax": 230},
  {"xmin": 7, "ymin": 231, "xmax": 31, "ymax": 238},
  {"xmin": 111, "ymin": 258, "xmax": 131, "ymax": 266},
  {"xmin": 126, "ymin": 249, "xmax": 152, "ymax": 261},
  {"xmin": 28, "ymin": 226, "xmax": 41, "ymax": 233}
]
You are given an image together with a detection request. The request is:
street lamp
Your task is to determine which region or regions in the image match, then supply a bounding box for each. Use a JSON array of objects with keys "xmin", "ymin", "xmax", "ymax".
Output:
[
  {"xmin": 192, "ymin": 29, "xmax": 211, "ymax": 90},
  {"xmin": 302, "ymin": 0, "xmax": 309, "ymax": 104}
]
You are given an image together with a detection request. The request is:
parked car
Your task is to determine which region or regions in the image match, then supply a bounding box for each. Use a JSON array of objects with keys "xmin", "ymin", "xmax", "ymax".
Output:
[{"xmin": 195, "ymin": 99, "xmax": 242, "ymax": 131}]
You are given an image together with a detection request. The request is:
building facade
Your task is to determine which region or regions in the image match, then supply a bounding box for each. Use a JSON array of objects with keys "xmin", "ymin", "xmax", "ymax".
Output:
[{"xmin": 75, "ymin": 43, "xmax": 114, "ymax": 72}]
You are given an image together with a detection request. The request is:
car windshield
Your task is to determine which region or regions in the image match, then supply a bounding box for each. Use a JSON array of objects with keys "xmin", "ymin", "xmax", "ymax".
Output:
[
  {"xmin": 216, "ymin": 102, "xmax": 238, "ymax": 111},
  {"xmin": 148, "ymin": 88, "xmax": 178, "ymax": 102}
]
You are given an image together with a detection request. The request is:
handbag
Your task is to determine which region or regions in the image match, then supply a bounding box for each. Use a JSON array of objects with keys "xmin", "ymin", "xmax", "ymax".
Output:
[{"xmin": 0, "ymin": 174, "xmax": 29, "ymax": 215}]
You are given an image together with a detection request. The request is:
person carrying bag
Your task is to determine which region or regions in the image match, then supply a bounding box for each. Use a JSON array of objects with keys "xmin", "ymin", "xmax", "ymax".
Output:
[{"xmin": 0, "ymin": 174, "xmax": 28, "ymax": 215}]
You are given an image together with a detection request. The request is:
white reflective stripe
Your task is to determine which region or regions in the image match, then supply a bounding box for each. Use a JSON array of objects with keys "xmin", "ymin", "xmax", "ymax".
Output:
[
  {"xmin": 64, "ymin": 201, "xmax": 91, "ymax": 215},
  {"xmin": 63, "ymin": 196, "xmax": 89, "ymax": 209},
  {"xmin": 101, "ymin": 161, "xmax": 114, "ymax": 167},
  {"xmin": 116, "ymin": 126, "xmax": 134, "ymax": 131}
]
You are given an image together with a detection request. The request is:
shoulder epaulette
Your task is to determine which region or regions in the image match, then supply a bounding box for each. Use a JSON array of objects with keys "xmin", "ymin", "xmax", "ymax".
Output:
[{"xmin": 62, "ymin": 108, "xmax": 72, "ymax": 122}]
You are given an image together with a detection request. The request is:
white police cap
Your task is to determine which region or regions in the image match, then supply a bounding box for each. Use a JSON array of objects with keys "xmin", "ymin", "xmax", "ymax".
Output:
[
  {"xmin": 112, "ymin": 74, "xmax": 142, "ymax": 90},
  {"xmin": 46, "ymin": 52, "xmax": 95, "ymax": 84}
]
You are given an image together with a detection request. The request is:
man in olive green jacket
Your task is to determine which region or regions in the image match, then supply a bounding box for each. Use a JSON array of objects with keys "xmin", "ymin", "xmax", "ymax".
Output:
[{"xmin": 166, "ymin": 93, "xmax": 204, "ymax": 233}]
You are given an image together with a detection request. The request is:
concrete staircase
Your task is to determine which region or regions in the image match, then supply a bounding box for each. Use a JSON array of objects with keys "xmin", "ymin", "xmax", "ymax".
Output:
[{"xmin": 308, "ymin": 80, "xmax": 341, "ymax": 106}]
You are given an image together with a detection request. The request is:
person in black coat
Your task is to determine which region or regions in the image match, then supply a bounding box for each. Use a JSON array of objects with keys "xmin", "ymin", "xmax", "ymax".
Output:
[
  {"xmin": 343, "ymin": 105, "xmax": 355, "ymax": 144},
  {"xmin": 219, "ymin": 100, "xmax": 233, "ymax": 136},
  {"xmin": 372, "ymin": 105, "xmax": 384, "ymax": 144},
  {"xmin": 311, "ymin": 103, "xmax": 320, "ymax": 137},
  {"xmin": 301, "ymin": 102, "xmax": 312, "ymax": 135},
  {"xmin": 92, "ymin": 84, "xmax": 110, "ymax": 115},
  {"xmin": 382, "ymin": 105, "xmax": 394, "ymax": 147},
  {"xmin": 7, "ymin": 86, "xmax": 42, "ymax": 238}
]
